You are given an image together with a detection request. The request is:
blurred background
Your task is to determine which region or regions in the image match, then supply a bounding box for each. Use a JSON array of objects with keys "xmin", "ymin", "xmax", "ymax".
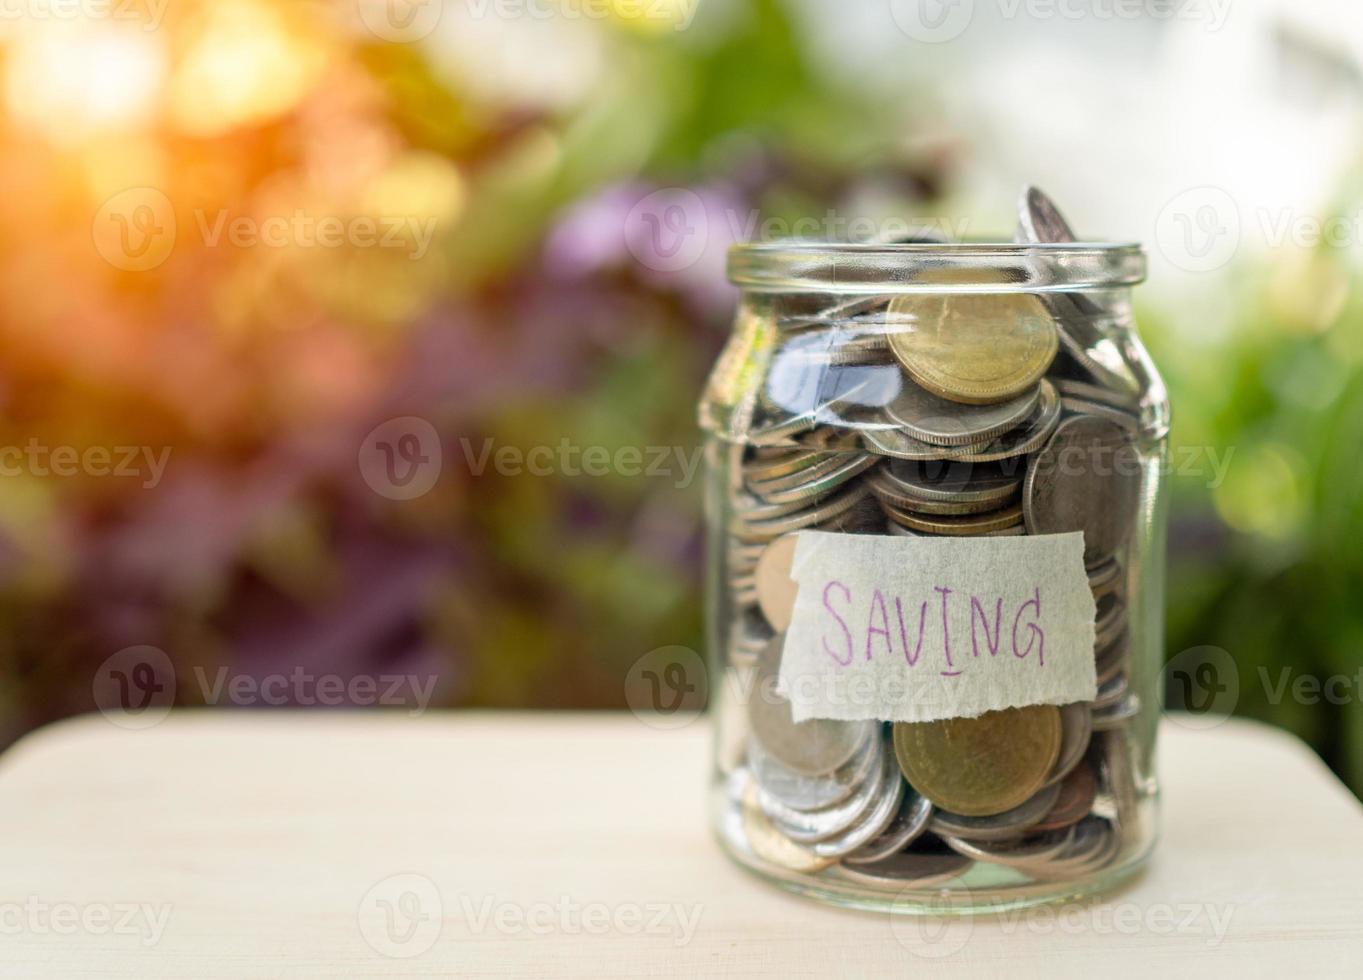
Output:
[{"xmin": 1, "ymin": 0, "xmax": 1361, "ymax": 796}]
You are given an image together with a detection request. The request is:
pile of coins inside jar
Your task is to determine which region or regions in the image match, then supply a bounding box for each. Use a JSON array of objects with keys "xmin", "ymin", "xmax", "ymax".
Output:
[{"xmin": 719, "ymin": 190, "xmax": 1147, "ymax": 888}]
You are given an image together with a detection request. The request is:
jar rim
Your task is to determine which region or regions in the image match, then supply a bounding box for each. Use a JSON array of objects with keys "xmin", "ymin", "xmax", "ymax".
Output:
[{"xmin": 727, "ymin": 241, "xmax": 1146, "ymax": 293}]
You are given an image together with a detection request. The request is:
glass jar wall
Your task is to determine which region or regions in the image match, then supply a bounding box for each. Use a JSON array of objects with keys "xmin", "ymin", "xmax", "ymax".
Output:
[{"xmin": 701, "ymin": 241, "xmax": 1168, "ymax": 914}]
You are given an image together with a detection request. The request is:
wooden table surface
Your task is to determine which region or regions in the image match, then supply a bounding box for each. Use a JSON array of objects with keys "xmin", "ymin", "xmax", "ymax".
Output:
[{"xmin": 0, "ymin": 711, "xmax": 1360, "ymax": 978}]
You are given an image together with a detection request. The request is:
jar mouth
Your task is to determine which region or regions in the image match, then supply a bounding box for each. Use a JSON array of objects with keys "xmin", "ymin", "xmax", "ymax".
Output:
[{"xmin": 727, "ymin": 241, "xmax": 1146, "ymax": 293}]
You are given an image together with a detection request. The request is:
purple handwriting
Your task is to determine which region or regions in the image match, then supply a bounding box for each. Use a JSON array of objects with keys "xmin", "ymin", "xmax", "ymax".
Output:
[{"xmin": 819, "ymin": 580, "xmax": 1045, "ymax": 677}]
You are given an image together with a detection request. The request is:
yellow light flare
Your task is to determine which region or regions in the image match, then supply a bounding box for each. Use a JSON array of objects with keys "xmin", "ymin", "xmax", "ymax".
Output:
[
  {"xmin": 5, "ymin": 21, "xmax": 166, "ymax": 144},
  {"xmin": 170, "ymin": 0, "xmax": 332, "ymax": 138},
  {"xmin": 359, "ymin": 151, "xmax": 466, "ymax": 232}
]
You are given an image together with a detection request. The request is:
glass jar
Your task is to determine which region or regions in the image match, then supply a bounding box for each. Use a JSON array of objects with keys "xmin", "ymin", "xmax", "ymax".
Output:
[{"xmin": 701, "ymin": 240, "xmax": 1168, "ymax": 913}]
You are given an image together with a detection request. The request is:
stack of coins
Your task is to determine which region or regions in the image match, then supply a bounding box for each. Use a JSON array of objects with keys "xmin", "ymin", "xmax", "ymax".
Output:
[{"xmin": 724, "ymin": 189, "xmax": 1146, "ymax": 888}]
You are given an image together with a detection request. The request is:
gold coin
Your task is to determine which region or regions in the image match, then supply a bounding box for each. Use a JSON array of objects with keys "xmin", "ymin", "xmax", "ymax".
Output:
[
  {"xmin": 892, "ymin": 706, "xmax": 1062, "ymax": 817},
  {"xmin": 754, "ymin": 533, "xmax": 799, "ymax": 631},
  {"xmin": 887, "ymin": 292, "xmax": 1059, "ymax": 405}
]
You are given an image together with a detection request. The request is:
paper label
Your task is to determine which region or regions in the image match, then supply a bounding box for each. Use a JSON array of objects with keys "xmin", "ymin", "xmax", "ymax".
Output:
[{"xmin": 776, "ymin": 531, "xmax": 1097, "ymax": 723}]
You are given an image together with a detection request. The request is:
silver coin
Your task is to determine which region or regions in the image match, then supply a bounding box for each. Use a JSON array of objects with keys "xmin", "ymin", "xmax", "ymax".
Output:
[
  {"xmin": 743, "ymin": 447, "xmax": 835, "ymax": 484},
  {"xmin": 747, "ymin": 732, "xmax": 879, "ymax": 813},
  {"xmin": 815, "ymin": 493, "xmax": 888, "ymax": 534},
  {"xmin": 1026, "ymin": 816, "xmax": 1117, "ymax": 879},
  {"xmin": 1015, "ymin": 185, "xmax": 1078, "ymax": 245},
  {"xmin": 1092, "ymin": 672, "xmax": 1128, "ymax": 711},
  {"xmin": 729, "ymin": 606, "xmax": 772, "ymax": 667},
  {"xmin": 830, "ymin": 846, "xmax": 972, "ymax": 886},
  {"xmin": 730, "ymin": 489, "xmax": 813, "ymax": 524},
  {"xmin": 843, "ymin": 785, "xmax": 933, "ymax": 865},
  {"xmin": 811, "ymin": 749, "xmax": 906, "ymax": 859},
  {"xmin": 861, "ymin": 425, "xmax": 992, "ymax": 461},
  {"xmin": 1092, "ymin": 693, "xmax": 1140, "ymax": 731},
  {"xmin": 881, "ymin": 456, "xmax": 1023, "ymax": 506},
  {"xmin": 763, "ymin": 740, "xmax": 887, "ymax": 844},
  {"xmin": 1094, "ymin": 591, "xmax": 1126, "ymax": 648},
  {"xmin": 1043, "ymin": 702, "xmax": 1093, "ymax": 787},
  {"xmin": 929, "ymin": 781, "xmax": 1062, "ymax": 842},
  {"xmin": 866, "ymin": 468, "xmax": 1019, "ymax": 516},
  {"xmin": 885, "ymin": 378, "xmax": 1041, "ymax": 447},
  {"xmin": 733, "ymin": 770, "xmax": 837, "ymax": 874},
  {"xmin": 1095, "ymin": 630, "xmax": 1129, "ymax": 685},
  {"xmin": 954, "ymin": 379, "xmax": 1061, "ymax": 462},
  {"xmin": 943, "ymin": 824, "xmax": 1078, "ymax": 869},
  {"xmin": 747, "ymin": 637, "xmax": 874, "ymax": 776},
  {"xmin": 1087, "ymin": 556, "xmax": 1123, "ymax": 598},
  {"xmin": 731, "ymin": 483, "xmax": 871, "ymax": 543},
  {"xmin": 747, "ymin": 452, "xmax": 878, "ymax": 504},
  {"xmin": 1023, "ymin": 414, "xmax": 1141, "ymax": 565},
  {"xmin": 1013, "ymin": 187, "xmax": 1142, "ymax": 398},
  {"xmin": 1097, "ymin": 729, "xmax": 1139, "ymax": 835}
]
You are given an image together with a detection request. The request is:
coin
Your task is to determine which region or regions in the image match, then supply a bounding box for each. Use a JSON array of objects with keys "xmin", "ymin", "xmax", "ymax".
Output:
[
  {"xmin": 831, "ymin": 846, "xmax": 972, "ymax": 886},
  {"xmin": 747, "ymin": 452, "xmax": 878, "ymax": 504},
  {"xmin": 953, "ymin": 379, "xmax": 1061, "ymax": 462},
  {"xmin": 944, "ymin": 825, "xmax": 1077, "ymax": 868},
  {"xmin": 763, "ymin": 739, "xmax": 888, "ymax": 844},
  {"xmin": 730, "ymin": 483, "xmax": 871, "ymax": 543},
  {"xmin": 1032, "ymin": 761, "xmax": 1097, "ymax": 832},
  {"xmin": 893, "ymin": 705, "xmax": 1062, "ymax": 817},
  {"xmin": 755, "ymin": 534, "xmax": 800, "ymax": 631},
  {"xmin": 866, "ymin": 468, "xmax": 1017, "ymax": 516},
  {"xmin": 1087, "ymin": 556, "xmax": 1123, "ymax": 598},
  {"xmin": 882, "ymin": 502, "xmax": 1023, "ymax": 537},
  {"xmin": 1013, "ymin": 186, "xmax": 1142, "ymax": 399},
  {"xmin": 811, "ymin": 748, "xmax": 906, "ymax": 858},
  {"xmin": 884, "ymin": 377, "xmax": 1041, "ymax": 446},
  {"xmin": 861, "ymin": 426, "xmax": 992, "ymax": 461},
  {"xmin": 1015, "ymin": 185, "xmax": 1079, "ymax": 245},
  {"xmin": 1094, "ymin": 630, "xmax": 1129, "ymax": 685},
  {"xmin": 1044, "ymin": 702, "xmax": 1094, "ymax": 787},
  {"xmin": 1091, "ymin": 694, "xmax": 1140, "ymax": 731},
  {"xmin": 748, "ymin": 637, "xmax": 873, "ymax": 776},
  {"xmin": 748, "ymin": 732, "xmax": 879, "ymax": 812},
  {"xmin": 887, "ymin": 292, "xmax": 1059, "ymax": 405},
  {"xmin": 1026, "ymin": 815, "xmax": 1117, "ymax": 879},
  {"xmin": 928, "ymin": 781, "xmax": 1062, "ymax": 841},
  {"xmin": 1023, "ymin": 414, "xmax": 1141, "ymax": 564},
  {"xmin": 843, "ymin": 785, "xmax": 933, "ymax": 865},
  {"xmin": 736, "ymin": 773, "xmax": 836, "ymax": 873},
  {"xmin": 882, "ymin": 457, "xmax": 1023, "ymax": 506}
]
